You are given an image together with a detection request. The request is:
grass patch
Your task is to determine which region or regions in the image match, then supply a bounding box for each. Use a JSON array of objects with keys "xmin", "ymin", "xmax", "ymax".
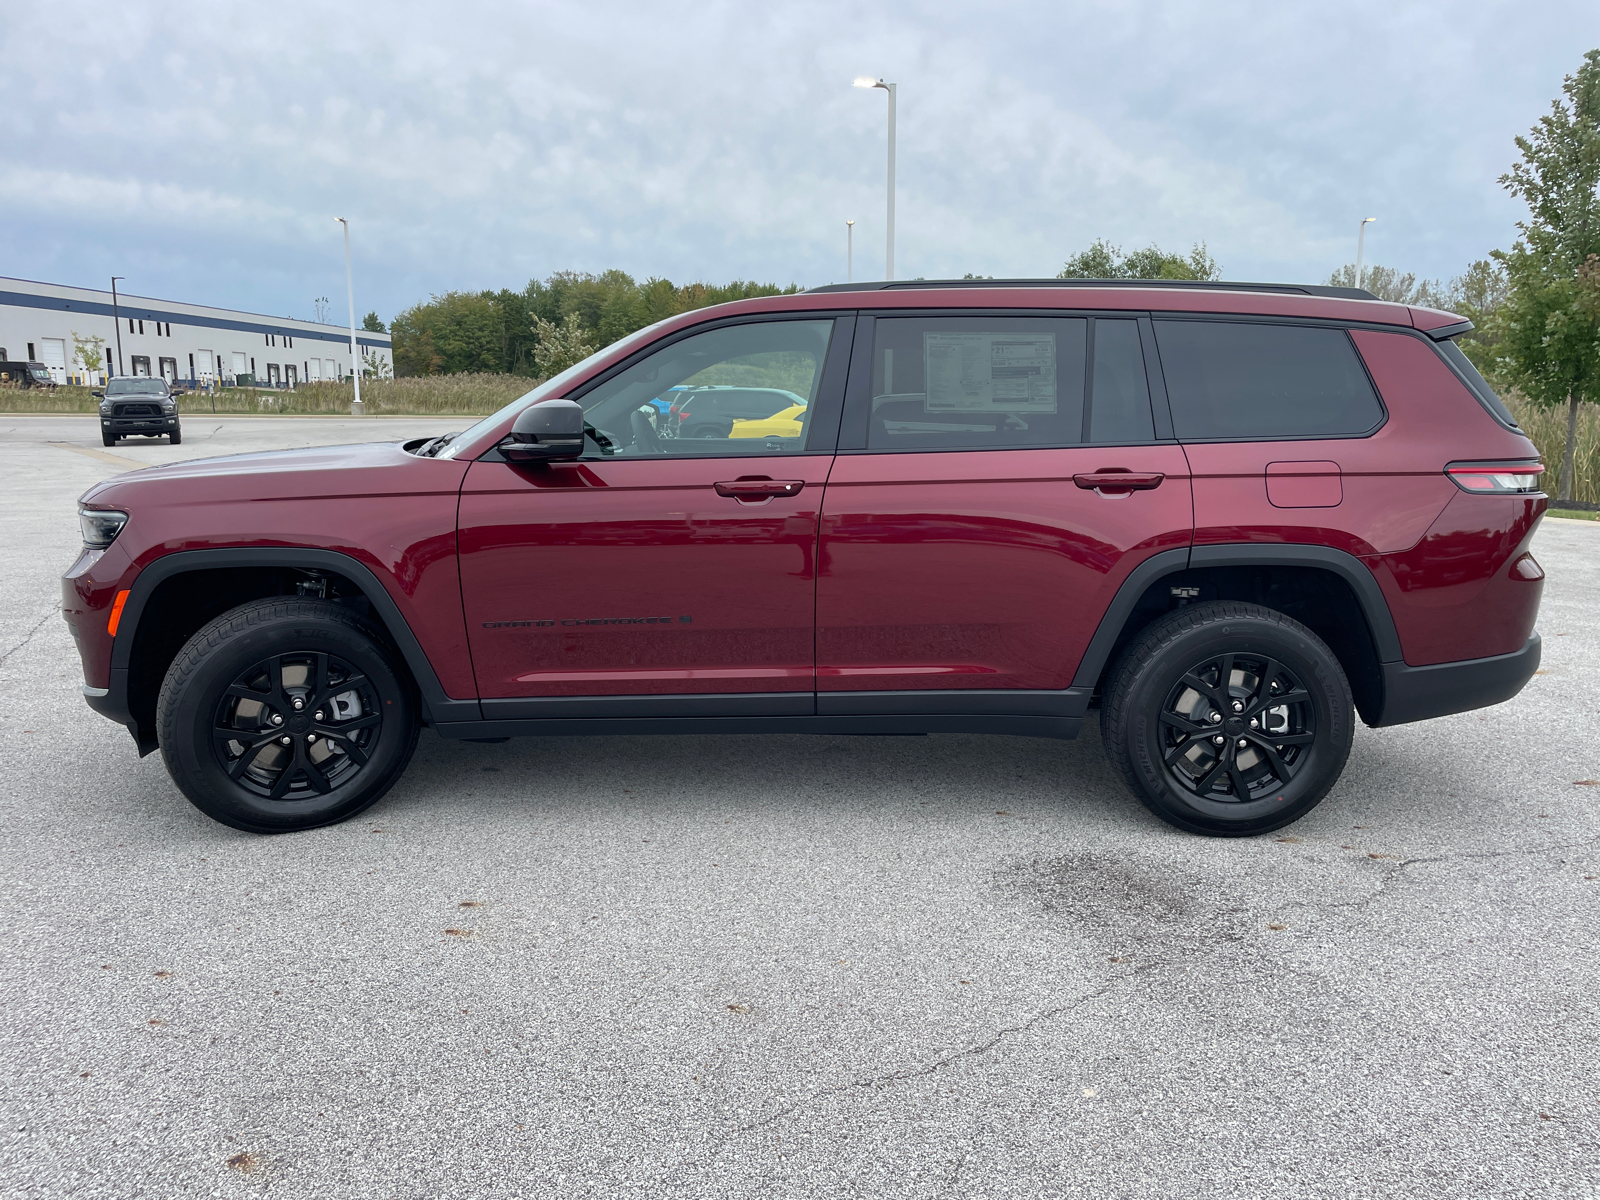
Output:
[
  {"xmin": 1506, "ymin": 393, "xmax": 1599, "ymax": 505},
  {"xmin": 0, "ymin": 373, "xmax": 535, "ymax": 417}
]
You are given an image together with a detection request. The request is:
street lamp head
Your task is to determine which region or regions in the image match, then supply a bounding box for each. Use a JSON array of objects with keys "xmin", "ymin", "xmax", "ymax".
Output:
[
  {"xmin": 846, "ymin": 219, "xmax": 855, "ymax": 227},
  {"xmin": 1362, "ymin": 216, "xmax": 1377, "ymax": 224},
  {"xmin": 853, "ymin": 76, "xmax": 880, "ymax": 88}
]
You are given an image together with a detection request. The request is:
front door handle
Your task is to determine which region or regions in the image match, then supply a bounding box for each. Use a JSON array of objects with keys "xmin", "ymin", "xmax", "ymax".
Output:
[
  {"xmin": 714, "ymin": 478, "xmax": 805, "ymax": 500},
  {"xmin": 1073, "ymin": 470, "xmax": 1165, "ymax": 494}
]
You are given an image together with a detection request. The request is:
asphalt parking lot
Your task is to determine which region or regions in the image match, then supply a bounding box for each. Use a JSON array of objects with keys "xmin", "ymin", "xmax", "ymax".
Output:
[{"xmin": 2, "ymin": 414, "xmax": 1596, "ymax": 1199}]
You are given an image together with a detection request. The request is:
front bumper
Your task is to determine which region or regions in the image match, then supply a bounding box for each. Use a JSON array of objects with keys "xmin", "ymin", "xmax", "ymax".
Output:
[
  {"xmin": 1371, "ymin": 633, "xmax": 1542, "ymax": 727},
  {"xmin": 101, "ymin": 414, "xmax": 178, "ymax": 434}
]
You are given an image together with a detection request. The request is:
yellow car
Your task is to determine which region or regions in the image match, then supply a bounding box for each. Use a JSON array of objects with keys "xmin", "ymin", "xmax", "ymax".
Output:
[{"xmin": 728, "ymin": 402, "xmax": 806, "ymax": 439}]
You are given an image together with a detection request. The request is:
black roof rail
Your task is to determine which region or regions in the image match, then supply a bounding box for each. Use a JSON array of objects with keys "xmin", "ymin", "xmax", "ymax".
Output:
[{"xmin": 804, "ymin": 278, "xmax": 1379, "ymax": 301}]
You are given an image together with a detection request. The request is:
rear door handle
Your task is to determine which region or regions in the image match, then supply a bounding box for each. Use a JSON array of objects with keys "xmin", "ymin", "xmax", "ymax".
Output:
[
  {"xmin": 1073, "ymin": 471, "xmax": 1165, "ymax": 493},
  {"xmin": 714, "ymin": 478, "xmax": 805, "ymax": 500}
]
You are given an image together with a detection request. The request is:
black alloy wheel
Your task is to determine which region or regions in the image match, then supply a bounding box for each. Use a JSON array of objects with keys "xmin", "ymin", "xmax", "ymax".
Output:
[
  {"xmin": 157, "ymin": 598, "xmax": 418, "ymax": 833},
  {"xmin": 1159, "ymin": 652, "xmax": 1316, "ymax": 804},
  {"xmin": 212, "ymin": 649, "xmax": 382, "ymax": 801},
  {"xmin": 1101, "ymin": 601, "xmax": 1353, "ymax": 837}
]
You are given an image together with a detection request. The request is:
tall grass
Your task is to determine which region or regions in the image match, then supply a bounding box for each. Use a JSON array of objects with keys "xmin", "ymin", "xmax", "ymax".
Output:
[
  {"xmin": 1505, "ymin": 393, "xmax": 1600, "ymax": 505},
  {"xmin": 0, "ymin": 374, "xmax": 535, "ymax": 417}
]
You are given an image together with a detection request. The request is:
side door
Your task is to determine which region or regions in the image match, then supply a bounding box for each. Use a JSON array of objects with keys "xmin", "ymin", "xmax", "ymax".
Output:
[
  {"xmin": 458, "ymin": 315, "xmax": 853, "ymax": 719},
  {"xmin": 815, "ymin": 312, "xmax": 1193, "ymax": 719}
]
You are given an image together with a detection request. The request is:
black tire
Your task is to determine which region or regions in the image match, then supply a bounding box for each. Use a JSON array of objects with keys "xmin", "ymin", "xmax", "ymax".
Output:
[
  {"xmin": 169, "ymin": 426, "xmax": 181, "ymax": 445},
  {"xmin": 102, "ymin": 431, "xmax": 116, "ymax": 446},
  {"xmin": 156, "ymin": 598, "xmax": 419, "ymax": 833},
  {"xmin": 1100, "ymin": 601, "xmax": 1354, "ymax": 837}
]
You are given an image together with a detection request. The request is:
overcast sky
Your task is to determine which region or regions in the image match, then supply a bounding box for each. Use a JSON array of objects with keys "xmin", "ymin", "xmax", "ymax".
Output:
[{"xmin": 4, "ymin": 0, "xmax": 1597, "ymax": 322}]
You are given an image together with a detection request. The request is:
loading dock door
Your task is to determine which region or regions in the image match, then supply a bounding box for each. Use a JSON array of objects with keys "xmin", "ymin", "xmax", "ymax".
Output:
[{"xmin": 39, "ymin": 338, "xmax": 66, "ymax": 383}]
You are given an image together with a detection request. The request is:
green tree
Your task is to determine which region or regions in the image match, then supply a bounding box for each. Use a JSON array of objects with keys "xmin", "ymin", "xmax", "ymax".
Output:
[
  {"xmin": 1058, "ymin": 238, "xmax": 1219, "ymax": 281},
  {"xmin": 361, "ymin": 311, "xmax": 386, "ymax": 333},
  {"xmin": 1488, "ymin": 48, "xmax": 1600, "ymax": 501},
  {"xmin": 1326, "ymin": 263, "xmax": 1445, "ymax": 305},
  {"xmin": 71, "ymin": 331, "xmax": 105, "ymax": 376},
  {"xmin": 532, "ymin": 312, "xmax": 598, "ymax": 377}
]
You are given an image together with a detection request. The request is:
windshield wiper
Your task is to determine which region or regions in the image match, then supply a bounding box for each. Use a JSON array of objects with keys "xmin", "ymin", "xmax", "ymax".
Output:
[{"xmin": 415, "ymin": 433, "xmax": 460, "ymax": 457}]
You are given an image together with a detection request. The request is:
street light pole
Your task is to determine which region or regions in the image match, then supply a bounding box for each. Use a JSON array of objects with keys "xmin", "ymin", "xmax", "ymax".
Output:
[
  {"xmin": 854, "ymin": 77, "xmax": 897, "ymax": 279},
  {"xmin": 846, "ymin": 219, "xmax": 855, "ymax": 283},
  {"xmin": 1355, "ymin": 217, "xmax": 1376, "ymax": 292},
  {"xmin": 335, "ymin": 217, "xmax": 362, "ymax": 415},
  {"xmin": 109, "ymin": 276, "xmax": 124, "ymax": 379}
]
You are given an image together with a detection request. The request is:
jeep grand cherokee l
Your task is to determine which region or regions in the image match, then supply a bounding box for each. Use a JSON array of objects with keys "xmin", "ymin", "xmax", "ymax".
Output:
[{"xmin": 61, "ymin": 279, "xmax": 1546, "ymax": 836}]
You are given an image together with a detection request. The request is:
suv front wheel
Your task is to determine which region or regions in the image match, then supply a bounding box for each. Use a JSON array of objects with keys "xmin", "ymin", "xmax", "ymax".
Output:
[
  {"xmin": 1100, "ymin": 601, "xmax": 1354, "ymax": 837},
  {"xmin": 156, "ymin": 598, "xmax": 419, "ymax": 833}
]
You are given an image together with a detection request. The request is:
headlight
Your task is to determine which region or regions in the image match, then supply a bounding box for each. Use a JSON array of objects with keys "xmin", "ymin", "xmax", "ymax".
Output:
[
  {"xmin": 79, "ymin": 508, "xmax": 128, "ymax": 548},
  {"xmin": 99, "ymin": 401, "xmax": 113, "ymax": 413}
]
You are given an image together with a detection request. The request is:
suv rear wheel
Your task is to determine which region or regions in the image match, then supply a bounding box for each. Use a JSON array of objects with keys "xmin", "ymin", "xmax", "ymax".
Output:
[
  {"xmin": 1101, "ymin": 601, "xmax": 1353, "ymax": 837},
  {"xmin": 156, "ymin": 598, "xmax": 419, "ymax": 833}
]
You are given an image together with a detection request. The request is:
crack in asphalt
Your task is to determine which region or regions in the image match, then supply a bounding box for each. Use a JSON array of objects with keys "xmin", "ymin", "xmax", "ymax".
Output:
[
  {"xmin": 0, "ymin": 613, "xmax": 52, "ymax": 675},
  {"xmin": 1279, "ymin": 835, "xmax": 1600, "ymax": 918},
  {"xmin": 667, "ymin": 834, "xmax": 1600, "ymax": 1185}
]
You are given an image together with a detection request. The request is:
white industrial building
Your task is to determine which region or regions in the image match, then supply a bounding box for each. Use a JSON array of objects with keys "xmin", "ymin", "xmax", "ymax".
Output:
[{"xmin": 0, "ymin": 276, "xmax": 392, "ymax": 387}]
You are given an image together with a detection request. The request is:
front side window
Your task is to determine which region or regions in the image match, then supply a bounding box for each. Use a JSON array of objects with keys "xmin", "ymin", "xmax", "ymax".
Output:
[
  {"xmin": 573, "ymin": 319, "xmax": 835, "ymax": 458},
  {"xmin": 863, "ymin": 316, "xmax": 1157, "ymax": 450},
  {"xmin": 1154, "ymin": 321, "xmax": 1384, "ymax": 440}
]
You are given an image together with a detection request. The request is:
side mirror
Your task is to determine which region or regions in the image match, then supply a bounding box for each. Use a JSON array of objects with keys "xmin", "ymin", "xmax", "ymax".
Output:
[
  {"xmin": 92, "ymin": 390, "xmax": 104, "ymax": 398},
  {"xmin": 500, "ymin": 398, "xmax": 585, "ymax": 463}
]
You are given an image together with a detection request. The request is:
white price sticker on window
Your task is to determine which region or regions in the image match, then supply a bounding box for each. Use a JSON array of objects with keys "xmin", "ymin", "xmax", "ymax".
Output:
[{"xmin": 923, "ymin": 333, "xmax": 1057, "ymax": 413}]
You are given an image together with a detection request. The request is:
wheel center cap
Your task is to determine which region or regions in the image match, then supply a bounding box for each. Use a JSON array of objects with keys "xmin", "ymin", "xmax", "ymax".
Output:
[
  {"xmin": 1224, "ymin": 717, "xmax": 1245, "ymax": 735},
  {"xmin": 288, "ymin": 713, "xmax": 312, "ymax": 735}
]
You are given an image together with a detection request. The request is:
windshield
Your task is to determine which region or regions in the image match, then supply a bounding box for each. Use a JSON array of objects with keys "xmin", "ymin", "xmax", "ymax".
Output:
[
  {"xmin": 106, "ymin": 378, "xmax": 169, "ymax": 396},
  {"xmin": 437, "ymin": 318, "xmax": 674, "ymax": 459}
]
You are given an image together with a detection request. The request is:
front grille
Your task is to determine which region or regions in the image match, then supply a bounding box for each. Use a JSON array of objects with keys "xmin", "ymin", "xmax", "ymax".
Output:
[{"xmin": 113, "ymin": 403, "xmax": 161, "ymax": 417}]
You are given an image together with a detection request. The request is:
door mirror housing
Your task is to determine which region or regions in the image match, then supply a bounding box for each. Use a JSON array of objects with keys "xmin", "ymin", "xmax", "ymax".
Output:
[
  {"xmin": 91, "ymin": 390, "xmax": 104, "ymax": 398},
  {"xmin": 500, "ymin": 399, "xmax": 585, "ymax": 462}
]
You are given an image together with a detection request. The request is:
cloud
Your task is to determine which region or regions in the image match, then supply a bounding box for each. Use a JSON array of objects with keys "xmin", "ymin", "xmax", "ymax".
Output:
[{"xmin": 2, "ymin": 0, "xmax": 1595, "ymax": 318}]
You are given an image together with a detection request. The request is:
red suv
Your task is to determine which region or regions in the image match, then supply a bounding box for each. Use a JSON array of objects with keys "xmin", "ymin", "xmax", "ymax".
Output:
[{"xmin": 62, "ymin": 281, "xmax": 1546, "ymax": 837}]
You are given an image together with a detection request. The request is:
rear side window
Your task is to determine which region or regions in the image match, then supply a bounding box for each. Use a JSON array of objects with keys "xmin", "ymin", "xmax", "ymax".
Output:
[
  {"xmin": 864, "ymin": 316, "xmax": 1155, "ymax": 450},
  {"xmin": 1436, "ymin": 339, "xmax": 1519, "ymax": 429},
  {"xmin": 1154, "ymin": 321, "xmax": 1384, "ymax": 440}
]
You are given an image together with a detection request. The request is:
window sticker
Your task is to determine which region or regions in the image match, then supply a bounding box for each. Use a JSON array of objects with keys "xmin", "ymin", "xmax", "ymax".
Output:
[{"xmin": 923, "ymin": 333, "xmax": 1057, "ymax": 413}]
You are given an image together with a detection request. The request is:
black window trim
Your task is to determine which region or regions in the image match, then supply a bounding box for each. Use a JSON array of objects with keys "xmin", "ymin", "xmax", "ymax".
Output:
[
  {"xmin": 837, "ymin": 307, "xmax": 1176, "ymax": 456},
  {"xmin": 477, "ymin": 310, "xmax": 858, "ymax": 464},
  {"xmin": 1147, "ymin": 313, "xmax": 1390, "ymax": 444},
  {"xmin": 1432, "ymin": 336, "xmax": 1520, "ymax": 431}
]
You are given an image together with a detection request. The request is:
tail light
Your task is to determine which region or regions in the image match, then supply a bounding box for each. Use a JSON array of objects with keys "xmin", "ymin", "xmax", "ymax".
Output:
[{"xmin": 1445, "ymin": 461, "xmax": 1544, "ymax": 495}]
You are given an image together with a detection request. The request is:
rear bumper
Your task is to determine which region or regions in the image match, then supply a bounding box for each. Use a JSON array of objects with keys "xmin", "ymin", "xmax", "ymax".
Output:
[{"xmin": 1371, "ymin": 633, "xmax": 1541, "ymax": 727}]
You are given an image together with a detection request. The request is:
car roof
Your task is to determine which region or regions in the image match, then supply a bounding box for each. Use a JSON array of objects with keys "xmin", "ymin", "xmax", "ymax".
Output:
[{"xmin": 643, "ymin": 281, "xmax": 1461, "ymax": 335}]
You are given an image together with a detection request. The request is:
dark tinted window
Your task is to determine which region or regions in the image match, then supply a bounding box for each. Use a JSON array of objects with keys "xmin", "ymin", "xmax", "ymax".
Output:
[
  {"xmin": 1154, "ymin": 321, "xmax": 1384, "ymax": 440},
  {"xmin": 1090, "ymin": 319, "xmax": 1154, "ymax": 443}
]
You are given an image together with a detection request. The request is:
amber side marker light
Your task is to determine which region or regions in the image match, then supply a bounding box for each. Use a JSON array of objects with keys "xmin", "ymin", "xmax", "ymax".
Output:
[
  {"xmin": 1445, "ymin": 462, "xmax": 1545, "ymax": 495},
  {"xmin": 107, "ymin": 590, "xmax": 131, "ymax": 636}
]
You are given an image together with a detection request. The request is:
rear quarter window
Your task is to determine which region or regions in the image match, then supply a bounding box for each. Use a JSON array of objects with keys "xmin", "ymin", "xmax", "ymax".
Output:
[{"xmin": 1154, "ymin": 321, "xmax": 1385, "ymax": 440}]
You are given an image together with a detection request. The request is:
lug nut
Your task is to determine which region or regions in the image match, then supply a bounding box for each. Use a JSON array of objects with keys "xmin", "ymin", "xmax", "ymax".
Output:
[
  {"xmin": 271, "ymin": 714, "xmax": 284, "ymax": 725},
  {"xmin": 279, "ymin": 736, "xmax": 291, "ymax": 746},
  {"xmin": 307, "ymin": 734, "xmax": 317, "ymax": 743},
  {"xmin": 1212, "ymin": 735, "xmax": 1226, "ymax": 746},
  {"xmin": 1237, "ymin": 738, "xmax": 1248, "ymax": 748},
  {"xmin": 314, "ymin": 710, "xmax": 324, "ymax": 721},
  {"xmin": 1209, "ymin": 712, "xmax": 1222, "ymax": 723},
  {"xmin": 1232, "ymin": 700, "xmax": 1244, "ymax": 713},
  {"xmin": 292, "ymin": 698, "xmax": 305, "ymax": 710},
  {"xmin": 1250, "ymin": 718, "xmax": 1258, "ymax": 728}
]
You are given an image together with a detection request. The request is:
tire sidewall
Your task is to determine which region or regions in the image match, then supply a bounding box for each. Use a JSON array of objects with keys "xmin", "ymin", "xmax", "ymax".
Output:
[
  {"xmin": 159, "ymin": 611, "xmax": 416, "ymax": 833},
  {"xmin": 1122, "ymin": 617, "xmax": 1352, "ymax": 836}
]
